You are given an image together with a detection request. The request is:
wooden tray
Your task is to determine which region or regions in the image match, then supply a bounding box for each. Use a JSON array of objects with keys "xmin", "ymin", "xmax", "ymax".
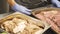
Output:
[
  {"xmin": 0, "ymin": 12, "xmax": 50, "ymax": 34},
  {"xmin": 32, "ymin": 7, "xmax": 60, "ymax": 34}
]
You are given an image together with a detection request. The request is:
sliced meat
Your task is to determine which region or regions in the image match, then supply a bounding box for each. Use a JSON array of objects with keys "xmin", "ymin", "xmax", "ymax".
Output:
[
  {"xmin": 35, "ymin": 14, "xmax": 46, "ymax": 22},
  {"xmin": 1, "ymin": 17, "xmax": 44, "ymax": 34},
  {"xmin": 45, "ymin": 18, "xmax": 60, "ymax": 32},
  {"xmin": 35, "ymin": 10, "xmax": 60, "ymax": 32},
  {"xmin": 41, "ymin": 10, "xmax": 58, "ymax": 19},
  {"xmin": 52, "ymin": 13, "xmax": 60, "ymax": 28}
]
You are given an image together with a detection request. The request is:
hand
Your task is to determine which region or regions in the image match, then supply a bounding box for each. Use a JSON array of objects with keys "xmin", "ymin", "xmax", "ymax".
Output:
[
  {"xmin": 7, "ymin": 0, "xmax": 32, "ymax": 15},
  {"xmin": 51, "ymin": 0, "xmax": 60, "ymax": 7},
  {"xmin": 12, "ymin": 3, "xmax": 32, "ymax": 15}
]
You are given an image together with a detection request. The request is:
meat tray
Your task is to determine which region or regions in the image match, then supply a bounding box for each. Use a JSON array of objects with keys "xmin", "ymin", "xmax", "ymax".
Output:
[
  {"xmin": 32, "ymin": 7, "xmax": 60, "ymax": 34},
  {"xmin": 0, "ymin": 12, "xmax": 50, "ymax": 34}
]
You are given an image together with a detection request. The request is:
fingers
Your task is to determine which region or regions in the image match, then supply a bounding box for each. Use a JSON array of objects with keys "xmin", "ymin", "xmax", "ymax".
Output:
[
  {"xmin": 26, "ymin": 9, "xmax": 32, "ymax": 12},
  {"xmin": 51, "ymin": 0, "xmax": 60, "ymax": 7},
  {"xmin": 51, "ymin": 0, "xmax": 59, "ymax": 3}
]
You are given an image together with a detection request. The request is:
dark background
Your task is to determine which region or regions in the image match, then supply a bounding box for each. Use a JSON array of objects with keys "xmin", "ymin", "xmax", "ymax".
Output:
[{"xmin": 0, "ymin": 0, "xmax": 9, "ymax": 14}]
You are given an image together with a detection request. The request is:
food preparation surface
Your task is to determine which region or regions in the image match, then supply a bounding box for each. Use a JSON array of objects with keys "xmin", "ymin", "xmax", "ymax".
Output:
[
  {"xmin": 0, "ymin": 12, "xmax": 13, "ymax": 18},
  {"xmin": 0, "ymin": 12, "xmax": 50, "ymax": 34},
  {"xmin": 0, "ymin": 6, "xmax": 58, "ymax": 34},
  {"xmin": 0, "ymin": 12, "xmax": 57, "ymax": 34}
]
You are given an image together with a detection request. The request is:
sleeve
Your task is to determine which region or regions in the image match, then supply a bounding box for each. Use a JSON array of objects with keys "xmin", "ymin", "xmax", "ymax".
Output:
[{"xmin": 11, "ymin": 3, "xmax": 31, "ymax": 15}]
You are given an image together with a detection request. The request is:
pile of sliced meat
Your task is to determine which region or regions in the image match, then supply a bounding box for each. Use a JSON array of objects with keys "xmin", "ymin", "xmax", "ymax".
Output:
[
  {"xmin": 35, "ymin": 10, "xmax": 60, "ymax": 32},
  {"xmin": 1, "ymin": 18, "xmax": 44, "ymax": 34}
]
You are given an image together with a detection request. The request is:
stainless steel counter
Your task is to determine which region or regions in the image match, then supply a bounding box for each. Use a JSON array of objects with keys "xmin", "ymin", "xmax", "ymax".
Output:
[{"xmin": 0, "ymin": 12, "xmax": 13, "ymax": 18}]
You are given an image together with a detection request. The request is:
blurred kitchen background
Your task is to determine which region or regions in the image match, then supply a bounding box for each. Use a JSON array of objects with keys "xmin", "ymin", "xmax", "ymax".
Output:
[{"xmin": 0, "ymin": 0, "xmax": 51, "ymax": 14}]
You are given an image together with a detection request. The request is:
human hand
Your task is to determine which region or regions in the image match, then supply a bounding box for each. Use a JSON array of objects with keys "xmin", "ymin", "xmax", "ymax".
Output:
[
  {"xmin": 12, "ymin": 3, "xmax": 32, "ymax": 15},
  {"xmin": 7, "ymin": 0, "xmax": 32, "ymax": 15},
  {"xmin": 51, "ymin": 0, "xmax": 60, "ymax": 7}
]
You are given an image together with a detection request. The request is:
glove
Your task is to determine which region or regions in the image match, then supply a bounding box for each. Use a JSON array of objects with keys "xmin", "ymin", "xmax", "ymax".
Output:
[
  {"xmin": 51, "ymin": 0, "xmax": 60, "ymax": 7},
  {"xmin": 12, "ymin": 3, "xmax": 32, "ymax": 15}
]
